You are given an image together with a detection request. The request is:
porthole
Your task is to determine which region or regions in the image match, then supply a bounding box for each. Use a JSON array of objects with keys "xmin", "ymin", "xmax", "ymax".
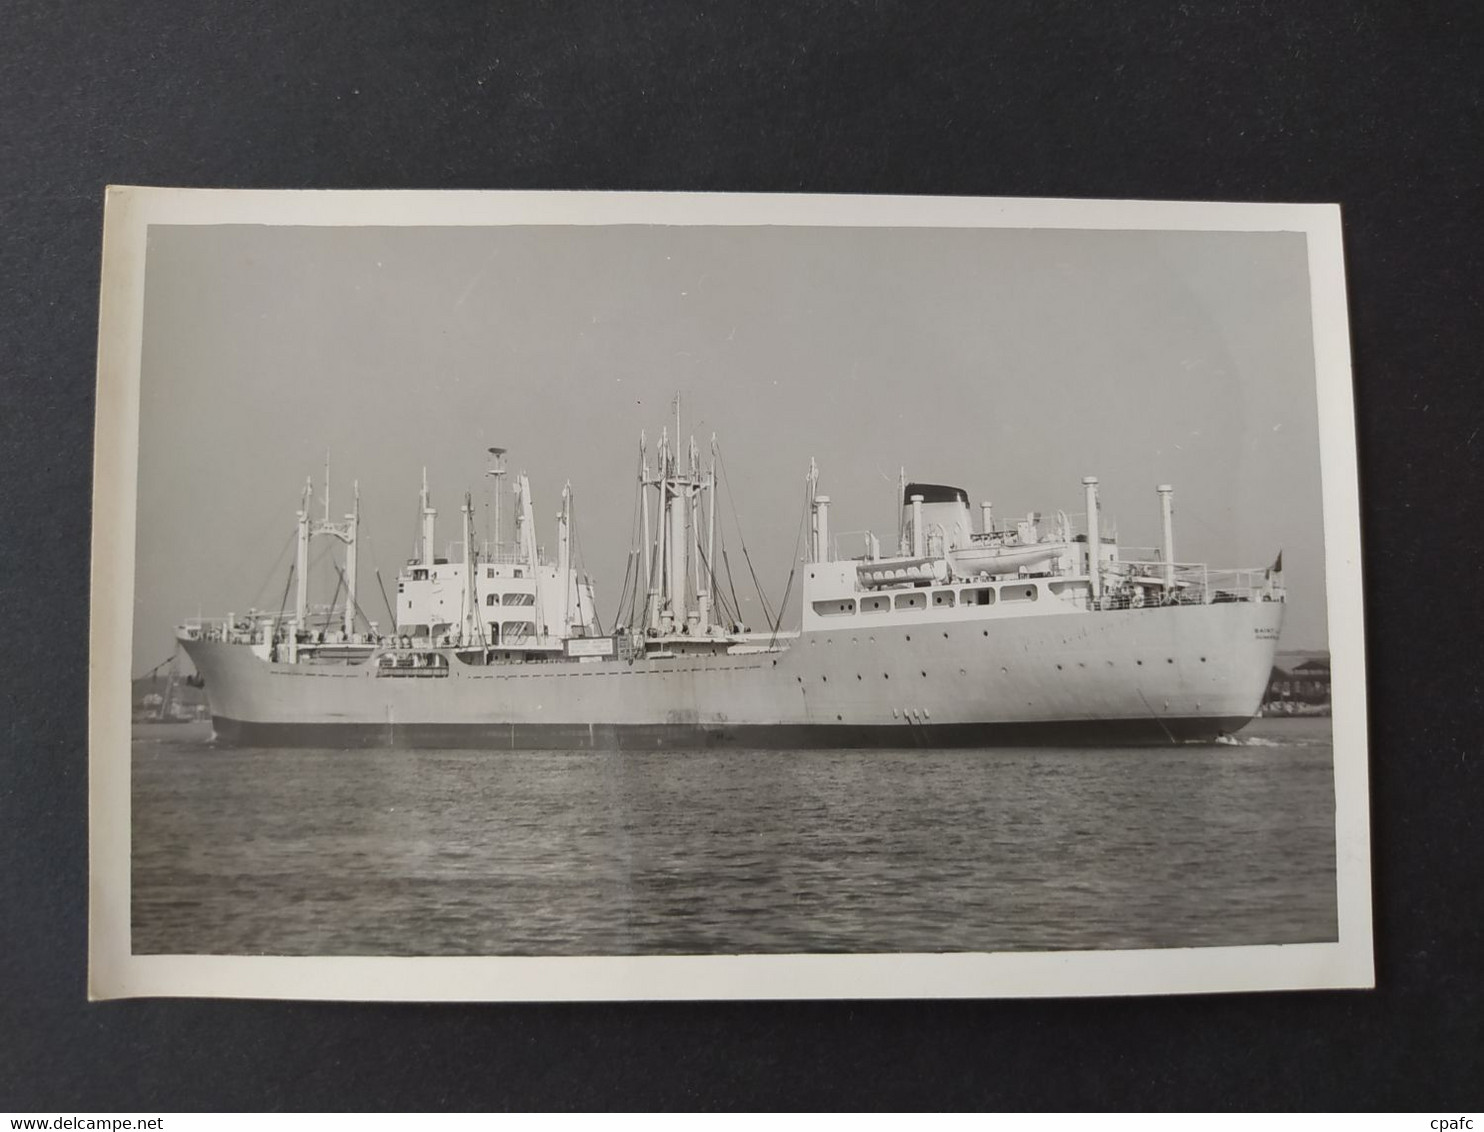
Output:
[
  {"xmin": 1000, "ymin": 666, "xmax": 1008, "ymax": 674},
  {"xmin": 920, "ymin": 670, "xmax": 927, "ymax": 678},
  {"xmin": 796, "ymin": 676, "xmax": 803, "ymax": 683},
  {"xmin": 905, "ymin": 634, "xmax": 912, "ymax": 642},
  {"xmin": 836, "ymin": 714, "xmax": 843, "ymax": 721},
  {"xmin": 1136, "ymin": 659, "xmax": 1144, "ymax": 666},
  {"xmin": 856, "ymin": 674, "xmax": 862, "ymax": 681},
  {"xmin": 821, "ymin": 675, "xmax": 828, "ymax": 683},
  {"xmin": 1056, "ymin": 664, "xmax": 1063, "ymax": 671},
  {"xmin": 1167, "ymin": 658, "xmax": 1174, "ymax": 664},
  {"xmin": 1200, "ymin": 656, "xmax": 1207, "ymax": 663},
  {"xmin": 943, "ymin": 632, "xmax": 949, "ymax": 639},
  {"xmin": 982, "ymin": 630, "xmax": 989, "ymax": 637},
  {"xmin": 883, "ymin": 673, "xmax": 890, "ymax": 680}
]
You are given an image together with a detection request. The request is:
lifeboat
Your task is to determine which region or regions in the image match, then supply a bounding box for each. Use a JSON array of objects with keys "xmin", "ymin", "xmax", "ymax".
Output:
[{"xmin": 948, "ymin": 540, "xmax": 1074, "ymax": 576}]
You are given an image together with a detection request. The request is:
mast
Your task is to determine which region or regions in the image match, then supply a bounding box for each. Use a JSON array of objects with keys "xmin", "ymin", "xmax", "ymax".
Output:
[
  {"xmin": 813, "ymin": 456, "xmax": 825, "ymax": 563},
  {"xmin": 516, "ymin": 472, "xmax": 546, "ymax": 640},
  {"xmin": 1157, "ymin": 484, "xmax": 1175, "ymax": 589},
  {"xmin": 898, "ymin": 466, "xmax": 908, "ymax": 555},
  {"xmin": 558, "ymin": 481, "xmax": 572, "ymax": 637},
  {"xmin": 1084, "ymin": 476, "xmax": 1102, "ymax": 603},
  {"xmin": 513, "ymin": 473, "xmax": 524, "ymax": 565},
  {"xmin": 641, "ymin": 433, "xmax": 657, "ymax": 632},
  {"xmin": 420, "ymin": 467, "xmax": 437, "ymax": 566},
  {"xmin": 290, "ymin": 459, "xmax": 361, "ymax": 645},
  {"xmin": 700, "ymin": 434, "xmax": 716, "ymax": 632},
  {"xmin": 810, "ymin": 458, "xmax": 830, "ymax": 566},
  {"xmin": 461, "ymin": 490, "xmax": 476, "ymax": 644},
  {"xmin": 669, "ymin": 431, "xmax": 688, "ymax": 627},
  {"xmin": 485, "ymin": 447, "xmax": 507, "ymax": 557},
  {"xmin": 654, "ymin": 428, "xmax": 669, "ymax": 631},
  {"xmin": 689, "ymin": 436, "xmax": 701, "ymax": 627},
  {"xmin": 343, "ymin": 481, "xmax": 359, "ymax": 638},
  {"xmin": 295, "ymin": 477, "xmax": 311, "ymax": 630}
]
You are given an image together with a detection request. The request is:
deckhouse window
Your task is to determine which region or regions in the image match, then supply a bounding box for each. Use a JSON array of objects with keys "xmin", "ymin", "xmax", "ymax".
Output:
[{"xmin": 812, "ymin": 599, "xmax": 856, "ymax": 617}]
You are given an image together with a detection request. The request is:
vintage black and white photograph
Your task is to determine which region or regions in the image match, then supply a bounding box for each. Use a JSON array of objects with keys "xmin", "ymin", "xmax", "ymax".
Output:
[{"xmin": 89, "ymin": 190, "xmax": 1371, "ymax": 1000}]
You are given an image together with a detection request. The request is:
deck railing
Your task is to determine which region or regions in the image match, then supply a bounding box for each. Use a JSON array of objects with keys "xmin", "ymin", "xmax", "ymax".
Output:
[{"xmin": 1107, "ymin": 561, "xmax": 1280, "ymax": 608}]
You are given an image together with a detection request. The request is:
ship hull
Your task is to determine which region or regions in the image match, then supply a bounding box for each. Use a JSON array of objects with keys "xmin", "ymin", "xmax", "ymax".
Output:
[
  {"xmin": 181, "ymin": 600, "xmax": 1283, "ymax": 749},
  {"xmin": 208, "ymin": 713, "xmax": 1259, "ymax": 749}
]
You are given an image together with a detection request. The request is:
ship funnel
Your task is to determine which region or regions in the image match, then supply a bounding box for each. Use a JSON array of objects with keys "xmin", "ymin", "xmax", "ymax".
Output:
[{"xmin": 903, "ymin": 483, "xmax": 971, "ymax": 554}]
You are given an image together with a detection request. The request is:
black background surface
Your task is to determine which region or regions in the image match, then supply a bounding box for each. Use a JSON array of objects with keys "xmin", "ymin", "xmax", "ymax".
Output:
[{"xmin": 3, "ymin": 0, "xmax": 1482, "ymax": 1111}]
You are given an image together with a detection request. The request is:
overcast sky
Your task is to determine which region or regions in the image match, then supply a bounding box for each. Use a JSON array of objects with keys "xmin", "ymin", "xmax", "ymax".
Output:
[{"xmin": 133, "ymin": 222, "xmax": 1328, "ymax": 674}]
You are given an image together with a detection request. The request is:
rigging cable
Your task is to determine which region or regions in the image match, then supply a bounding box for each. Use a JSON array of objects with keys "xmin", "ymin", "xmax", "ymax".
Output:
[
  {"xmin": 715, "ymin": 447, "xmax": 778, "ymax": 628},
  {"xmin": 217, "ymin": 496, "xmax": 301, "ymax": 613},
  {"xmin": 613, "ymin": 446, "xmax": 647, "ymax": 635},
  {"xmin": 246, "ymin": 529, "xmax": 298, "ymax": 614},
  {"xmin": 283, "ymin": 542, "xmax": 337, "ymax": 629},
  {"xmin": 721, "ymin": 544, "xmax": 744, "ymax": 631},
  {"xmin": 567, "ymin": 488, "xmax": 602, "ymax": 636},
  {"xmin": 693, "ymin": 540, "xmax": 739, "ymax": 629},
  {"xmin": 334, "ymin": 563, "xmax": 377, "ymax": 637},
  {"xmin": 374, "ymin": 570, "xmax": 396, "ymax": 630},
  {"xmin": 275, "ymin": 562, "xmax": 296, "ymax": 623},
  {"xmin": 352, "ymin": 517, "xmax": 398, "ymax": 639},
  {"xmin": 767, "ymin": 480, "xmax": 811, "ymax": 648},
  {"xmin": 325, "ymin": 554, "xmax": 346, "ymax": 625}
]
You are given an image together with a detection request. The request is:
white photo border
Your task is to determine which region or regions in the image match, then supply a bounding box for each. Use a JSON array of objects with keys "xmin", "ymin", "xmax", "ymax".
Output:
[{"xmin": 89, "ymin": 189, "xmax": 1373, "ymax": 1001}]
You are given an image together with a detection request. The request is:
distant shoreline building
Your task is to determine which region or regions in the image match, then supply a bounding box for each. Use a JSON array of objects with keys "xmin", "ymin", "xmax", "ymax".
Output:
[{"xmin": 1262, "ymin": 654, "xmax": 1331, "ymax": 716}]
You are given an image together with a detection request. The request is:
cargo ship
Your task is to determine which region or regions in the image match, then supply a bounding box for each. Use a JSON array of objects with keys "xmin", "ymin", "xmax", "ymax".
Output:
[{"xmin": 176, "ymin": 413, "xmax": 1285, "ymax": 749}]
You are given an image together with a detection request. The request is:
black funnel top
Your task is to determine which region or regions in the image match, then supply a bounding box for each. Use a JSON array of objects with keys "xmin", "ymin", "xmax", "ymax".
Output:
[{"xmin": 903, "ymin": 482, "xmax": 969, "ymax": 505}]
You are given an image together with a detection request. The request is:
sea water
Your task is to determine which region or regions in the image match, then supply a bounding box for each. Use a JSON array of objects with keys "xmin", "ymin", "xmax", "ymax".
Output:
[{"xmin": 130, "ymin": 717, "xmax": 1338, "ymax": 955}]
